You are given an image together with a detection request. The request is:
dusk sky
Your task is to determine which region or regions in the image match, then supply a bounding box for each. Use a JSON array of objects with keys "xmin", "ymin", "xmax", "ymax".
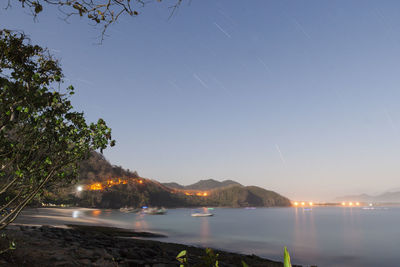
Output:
[{"xmin": 2, "ymin": 0, "xmax": 400, "ymax": 201}]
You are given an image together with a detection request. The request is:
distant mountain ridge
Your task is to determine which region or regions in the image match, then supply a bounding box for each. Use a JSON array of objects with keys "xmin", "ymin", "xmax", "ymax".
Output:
[
  {"xmin": 335, "ymin": 191, "xmax": 400, "ymax": 203},
  {"xmin": 162, "ymin": 179, "xmax": 241, "ymax": 191}
]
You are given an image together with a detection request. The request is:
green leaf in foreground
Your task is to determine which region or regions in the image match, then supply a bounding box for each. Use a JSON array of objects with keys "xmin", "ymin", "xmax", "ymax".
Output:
[
  {"xmin": 176, "ymin": 250, "xmax": 187, "ymax": 266},
  {"xmin": 284, "ymin": 246, "xmax": 292, "ymax": 267}
]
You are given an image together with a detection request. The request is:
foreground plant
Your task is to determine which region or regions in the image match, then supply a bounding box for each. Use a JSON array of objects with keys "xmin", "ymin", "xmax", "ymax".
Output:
[
  {"xmin": 284, "ymin": 246, "xmax": 292, "ymax": 267},
  {"xmin": 176, "ymin": 250, "xmax": 188, "ymax": 266},
  {"xmin": 0, "ymin": 29, "xmax": 115, "ymax": 230},
  {"xmin": 176, "ymin": 246, "xmax": 295, "ymax": 267},
  {"xmin": 176, "ymin": 248, "xmax": 219, "ymax": 267}
]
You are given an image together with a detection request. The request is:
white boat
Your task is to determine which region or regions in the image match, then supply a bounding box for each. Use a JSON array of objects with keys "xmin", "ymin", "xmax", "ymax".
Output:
[
  {"xmin": 191, "ymin": 212, "xmax": 213, "ymax": 217},
  {"xmin": 143, "ymin": 208, "xmax": 167, "ymax": 215},
  {"xmin": 119, "ymin": 207, "xmax": 139, "ymax": 213}
]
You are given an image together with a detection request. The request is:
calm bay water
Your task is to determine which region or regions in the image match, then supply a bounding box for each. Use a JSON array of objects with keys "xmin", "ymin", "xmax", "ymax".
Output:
[{"xmin": 80, "ymin": 207, "xmax": 400, "ymax": 267}]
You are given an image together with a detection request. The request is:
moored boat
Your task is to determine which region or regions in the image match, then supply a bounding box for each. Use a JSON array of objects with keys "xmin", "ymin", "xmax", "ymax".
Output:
[
  {"xmin": 143, "ymin": 207, "xmax": 167, "ymax": 215},
  {"xmin": 191, "ymin": 212, "xmax": 213, "ymax": 217},
  {"xmin": 119, "ymin": 207, "xmax": 139, "ymax": 213}
]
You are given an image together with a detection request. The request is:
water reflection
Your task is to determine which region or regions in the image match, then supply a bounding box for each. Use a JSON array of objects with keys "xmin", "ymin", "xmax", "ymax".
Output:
[
  {"xmin": 92, "ymin": 209, "xmax": 102, "ymax": 217},
  {"xmin": 293, "ymin": 207, "xmax": 317, "ymax": 262},
  {"xmin": 342, "ymin": 207, "xmax": 362, "ymax": 254},
  {"xmin": 200, "ymin": 217, "xmax": 210, "ymax": 245},
  {"xmin": 133, "ymin": 215, "xmax": 149, "ymax": 231}
]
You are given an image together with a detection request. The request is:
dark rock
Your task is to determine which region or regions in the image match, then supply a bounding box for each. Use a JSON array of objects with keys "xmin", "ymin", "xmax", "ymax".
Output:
[
  {"xmin": 79, "ymin": 259, "xmax": 92, "ymax": 265},
  {"xmin": 122, "ymin": 259, "xmax": 146, "ymax": 265},
  {"xmin": 1, "ymin": 224, "xmax": 298, "ymax": 267},
  {"xmin": 141, "ymin": 247, "xmax": 158, "ymax": 258},
  {"xmin": 74, "ymin": 248, "xmax": 94, "ymax": 259},
  {"xmin": 50, "ymin": 255, "xmax": 66, "ymax": 261}
]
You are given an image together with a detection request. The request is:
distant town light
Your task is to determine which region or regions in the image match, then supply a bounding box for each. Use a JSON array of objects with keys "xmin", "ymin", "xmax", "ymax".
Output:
[
  {"xmin": 301, "ymin": 202, "xmax": 305, "ymax": 206},
  {"xmin": 356, "ymin": 202, "xmax": 360, "ymax": 206},
  {"xmin": 349, "ymin": 202, "xmax": 353, "ymax": 206},
  {"xmin": 294, "ymin": 202, "xmax": 299, "ymax": 206},
  {"xmin": 72, "ymin": 210, "xmax": 79, "ymax": 218},
  {"xmin": 309, "ymin": 202, "xmax": 313, "ymax": 206},
  {"xmin": 341, "ymin": 202, "xmax": 346, "ymax": 206}
]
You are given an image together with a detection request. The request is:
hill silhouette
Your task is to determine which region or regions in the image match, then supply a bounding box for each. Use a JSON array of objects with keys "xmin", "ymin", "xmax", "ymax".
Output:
[
  {"xmin": 335, "ymin": 191, "xmax": 400, "ymax": 203},
  {"xmin": 42, "ymin": 152, "xmax": 291, "ymax": 208},
  {"xmin": 163, "ymin": 179, "xmax": 241, "ymax": 191}
]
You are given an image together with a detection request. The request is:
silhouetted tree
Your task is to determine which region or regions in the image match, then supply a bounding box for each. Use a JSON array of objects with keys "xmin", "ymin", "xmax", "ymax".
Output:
[{"xmin": 0, "ymin": 29, "xmax": 115, "ymax": 230}]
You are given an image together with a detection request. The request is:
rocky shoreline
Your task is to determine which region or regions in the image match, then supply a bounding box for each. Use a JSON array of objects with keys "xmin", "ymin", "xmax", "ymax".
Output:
[{"xmin": 0, "ymin": 224, "xmax": 302, "ymax": 267}]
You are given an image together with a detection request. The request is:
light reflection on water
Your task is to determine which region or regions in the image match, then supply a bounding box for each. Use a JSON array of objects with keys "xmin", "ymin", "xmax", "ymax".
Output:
[
  {"xmin": 80, "ymin": 207, "xmax": 399, "ymax": 267},
  {"xmin": 200, "ymin": 217, "xmax": 210, "ymax": 246},
  {"xmin": 134, "ymin": 214, "xmax": 150, "ymax": 231},
  {"xmin": 91, "ymin": 209, "xmax": 102, "ymax": 217},
  {"xmin": 293, "ymin": 207, "xmax": 318, "ymax": 262}
]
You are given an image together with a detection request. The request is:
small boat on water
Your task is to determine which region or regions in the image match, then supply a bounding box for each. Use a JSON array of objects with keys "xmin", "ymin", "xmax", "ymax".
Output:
[
  {"xmin": 191, "ymin": 212, "xmax": 213, "ymax": 217},
  {"xmin": 119, "ymin": 207, "xmax": 139, "ymax": 213},
  {"xmin": 143, "ymin": 207, "xmax": 167, "ymax": 215}
]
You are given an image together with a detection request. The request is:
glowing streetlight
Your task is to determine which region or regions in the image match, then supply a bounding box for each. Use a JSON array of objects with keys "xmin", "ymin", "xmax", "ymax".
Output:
[{"xmin": 77, "ymin": 186, "xmax": 83, "ymax": 192}]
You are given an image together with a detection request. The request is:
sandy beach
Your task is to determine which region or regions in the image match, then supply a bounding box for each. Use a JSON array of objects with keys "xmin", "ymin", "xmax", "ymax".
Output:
[{"xmin": 12, "ymin": 208, "xmax": 128, "ymax": 228}]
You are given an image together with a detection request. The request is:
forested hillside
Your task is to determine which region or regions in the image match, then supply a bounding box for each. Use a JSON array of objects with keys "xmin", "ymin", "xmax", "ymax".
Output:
[{"xmin": 41, "ymin": 152, "xmax": 291, "ymax": 208}]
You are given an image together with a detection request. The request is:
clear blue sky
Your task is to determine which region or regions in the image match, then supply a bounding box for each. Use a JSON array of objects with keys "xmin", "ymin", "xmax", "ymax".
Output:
[{"xmin": 2, "ymin": 0, "xmax": 400, "ymax": 201}]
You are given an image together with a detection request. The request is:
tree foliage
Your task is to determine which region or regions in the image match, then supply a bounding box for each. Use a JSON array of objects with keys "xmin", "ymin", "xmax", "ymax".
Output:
[{"xmin": 0, "ymin": 29, "xmax": 115, "ymax": 229}]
